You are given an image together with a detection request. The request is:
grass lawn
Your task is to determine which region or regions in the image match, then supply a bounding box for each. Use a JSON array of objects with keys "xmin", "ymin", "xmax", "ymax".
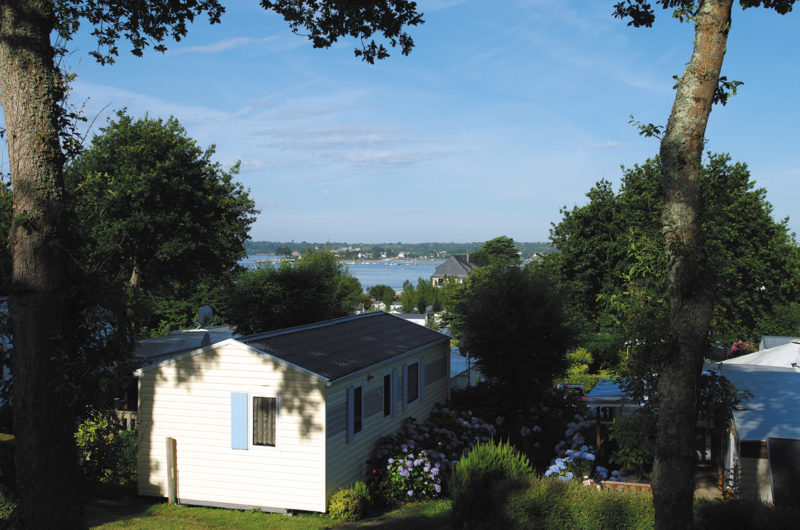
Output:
[{"xmin": 87, "ymin": 498, "xmax": 453, "ymax": 529}]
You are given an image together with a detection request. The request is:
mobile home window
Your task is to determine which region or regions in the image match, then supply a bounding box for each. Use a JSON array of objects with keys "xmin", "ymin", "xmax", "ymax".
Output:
[
  {"xmin": 407, "ymin": 362, "xmax": 419, "ymax": 404},
  {"xmin": 353, "ymin": 386, "xmax": 363, "ymax": 434},
  {"xmin": 383, "ymin": 374, "xmax": 392, "ymax": 417},
  {"xmin": 253, "ymin": 396, "xmax": 277, "ymax": 447}
]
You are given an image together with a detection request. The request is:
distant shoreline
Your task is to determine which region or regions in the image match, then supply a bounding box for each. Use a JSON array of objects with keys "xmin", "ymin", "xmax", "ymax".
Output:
[{"xmin": 248, "ymin": 256, "xmax": 445, "ymax": 264}]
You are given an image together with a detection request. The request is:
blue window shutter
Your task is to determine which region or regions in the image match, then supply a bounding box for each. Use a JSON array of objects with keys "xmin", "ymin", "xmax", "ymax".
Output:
[
  {"xmin": 346, "ymin": 386, "xmax": 355, "ymax": 443},
  {"xmin": 391, "ymin": 368, "xmax": 398, "ymax": 417},
  {"xmin": 419, "ymin": 358, "xmax": 425, "ymax": 401},
  {"xmin": 402, "ymin": 364, "xmax": 409, "ymax": 410},
  {"xmin": 231, "ymin": 392, "xmax": 248, "ymax": 450}
]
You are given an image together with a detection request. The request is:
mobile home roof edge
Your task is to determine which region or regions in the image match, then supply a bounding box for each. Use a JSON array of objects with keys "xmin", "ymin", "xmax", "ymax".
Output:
[
  {"xmin": 241, "ymin": 312, "xmax": 383, "ymax": 343},
  {"xmin": 134, "ymin": 338, "xmax": 330, "ymax": 383}
]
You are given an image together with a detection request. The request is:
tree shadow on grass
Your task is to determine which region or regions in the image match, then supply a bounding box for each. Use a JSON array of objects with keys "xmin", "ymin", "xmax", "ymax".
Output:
[
  {"xmin": 85, "ymin": 496, "xmax": 162, "ymax": 528},
  {"xmin": 338, "ymin": 501, "xmax": 454, "ymax": 529}
]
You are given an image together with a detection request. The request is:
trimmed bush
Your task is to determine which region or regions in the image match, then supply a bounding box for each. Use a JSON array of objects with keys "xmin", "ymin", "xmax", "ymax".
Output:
[
  {"xmin": 450, "ymin": 440, "xmax": 532, "ymax": 526},
  {"xmin": 694, "ymin": 499, "xmax": 800, "ymax": 529},
  {"xmin": 328, "ymin": 483, "xmax": 369, "ymax": 521},
  {"xmin": 503, "ymin": 475, "xmax": 654, "ymax": 529}
]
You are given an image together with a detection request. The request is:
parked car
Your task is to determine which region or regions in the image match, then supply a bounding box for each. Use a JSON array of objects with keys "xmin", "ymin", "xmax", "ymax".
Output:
[{"xmin": 558, "ymin": 383, "xmax": 587, "ymax": 402}]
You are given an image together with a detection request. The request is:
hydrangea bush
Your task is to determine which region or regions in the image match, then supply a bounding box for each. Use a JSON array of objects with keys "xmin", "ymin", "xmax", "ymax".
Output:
[
  {"xmin": 449, "ymin": 384, "xmax": 584, "ymax": 470},
  {"xmin": 543, "ymin": 412, "xmax": 625, "ymax": 484},
  {"xmin": 384, "ymin": 451, "xmax": 443, "ymax": 501},
  {"xmin": 368, "ymin": 405, "xmax": 496, "ymax": 505}
]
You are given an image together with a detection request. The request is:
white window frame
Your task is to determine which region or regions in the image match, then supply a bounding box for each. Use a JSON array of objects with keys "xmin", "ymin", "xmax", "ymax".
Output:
[{"xmin": 248, "ymin": 392, "xmax": 280, "ymax": 451}]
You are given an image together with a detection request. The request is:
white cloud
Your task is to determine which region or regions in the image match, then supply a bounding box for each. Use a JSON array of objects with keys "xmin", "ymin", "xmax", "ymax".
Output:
[{"xmin": 593, "ymin": 141, "xmax": 621, "ymax": 149}]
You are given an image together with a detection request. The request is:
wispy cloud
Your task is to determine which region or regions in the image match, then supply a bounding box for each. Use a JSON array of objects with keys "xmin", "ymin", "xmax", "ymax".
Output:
[
  {"xmin": 251, "ymin": 126, "xmax": 399, "ymax": 148},
  {"xmin": 594, "ymin": 141, "xmax": 621, "ymax": 149},
  {"xmin": 341, "ymin": 148, "xmax": 449, "ymax": 169},
  {"xmin": 176, "ymin": 36, "xmax": 277, "ymax": 54},
  {"xmin": 267, "ymin": 105, "xmax": 355, "ymax": 120},
  {"xmin": 419, "ymin": 0, "xmax": 469, "ymax": 10}
]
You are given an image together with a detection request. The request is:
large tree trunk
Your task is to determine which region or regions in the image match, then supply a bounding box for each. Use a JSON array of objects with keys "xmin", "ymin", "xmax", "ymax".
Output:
[
  {"xmin": 653, "ymin": 1, "xmax": 732, "ymax": 528},
  {"xmin": 0, "ymin": 1, "xmax": 81, "ymax": 527}
]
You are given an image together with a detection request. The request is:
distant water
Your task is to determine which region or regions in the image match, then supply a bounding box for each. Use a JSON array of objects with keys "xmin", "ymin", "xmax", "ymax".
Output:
[{"xmin": 241, "ymin": 256, "xmax": 444, "ymax": 292}]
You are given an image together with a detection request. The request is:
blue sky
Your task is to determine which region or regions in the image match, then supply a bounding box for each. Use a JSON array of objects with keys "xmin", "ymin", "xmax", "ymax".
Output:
[{"xmin": 33, "ymin": 1, "xmax": 800, "ymax": 242}]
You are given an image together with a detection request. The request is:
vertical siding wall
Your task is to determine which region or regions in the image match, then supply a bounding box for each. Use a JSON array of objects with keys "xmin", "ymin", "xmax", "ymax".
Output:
[
  {"xmin": 138, "ymin": 343, "xmax": 327, "ymax": 512},
  {"xmin": 324, "ymin": 341, "xmax": 450, "ymax": 500}
]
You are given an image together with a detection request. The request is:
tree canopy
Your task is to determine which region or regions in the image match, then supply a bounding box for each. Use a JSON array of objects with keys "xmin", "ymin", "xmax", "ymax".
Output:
[
  {"xmin": 66, "ymin": 111, "xmax": 257, "ymax": 293},
  {"xmin": 446, "ymin": 265, "xmax": 575, "ymax": 404},
  {"xmin": 221, "ymin": 250, "xmax": 363, "ymax": 335},
  {"xmin": 549, "ymin": 154, "xmax": 800, "ymax": 349},
  {"xmin": 63, "ymin": 110, "xmax": 257, "ymax": 336},
  {"xmin": 469, "ymin": 236, "xmax": 522, "ymax": 267}
]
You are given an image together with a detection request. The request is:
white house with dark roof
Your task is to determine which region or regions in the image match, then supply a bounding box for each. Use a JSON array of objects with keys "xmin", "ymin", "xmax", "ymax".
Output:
[
  {"xmin": 430, "ymin": 254, "xmax": 479, "ymax": 286},
  {"xmin": 136, "ymin": 312, "xmax": 450, "ymax": 513}
]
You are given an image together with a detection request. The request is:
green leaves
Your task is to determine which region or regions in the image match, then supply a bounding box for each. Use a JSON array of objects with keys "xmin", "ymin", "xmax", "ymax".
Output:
[
  {"xmin": 470, "ymin": 236, "xmax": 521, "ymax": 267},
  {"xmin": 446, "ymin": 266, "xmax": 575, "ymax": 403},
  {"xmin": 261, "ymin": 0, "xmax": 424, "ymax": 63},
  {"xmin": 221, "ymin": 250, "xmax": 363, "ymax": 335},
  {"xmin": 550, "ymin": 154, "xmax": 800, "ymax": 350},
  {"xmin": 63, "ymin": 110, "xmax": 257, "ymax": 335}
]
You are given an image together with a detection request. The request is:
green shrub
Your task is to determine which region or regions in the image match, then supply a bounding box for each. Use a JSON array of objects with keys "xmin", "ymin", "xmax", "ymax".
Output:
[
  {"xmin": 450, "ymin": 440, "xmax": 532, "ymax": 526},
  {"xmin": 566, "ymin": 347, "xmax": 594, "ymax": 367},
  {"xmin": 0, "ymin": 484, "xmax": 16, "ymax": 522},
  {"xmin": 694, "ymin": 499, "xmax": 800, "ymax": 529},
  {"xmin": 608, "ymin": 410, "xmax": 656, "ymax": 479},
  {"xmin": 74, "ymin": 410, "xmax": 137, "ymax": 487},
  {"xmin": 328, "ymin": 484, "xmax": 368, "ymax": 521},
  {"xmin": 503, "ymin": 475, "xmax": 654, "ymax": 529},
  {"xmin": 352, "ymin": 480, "xmax": 371, "ymax": 506}
]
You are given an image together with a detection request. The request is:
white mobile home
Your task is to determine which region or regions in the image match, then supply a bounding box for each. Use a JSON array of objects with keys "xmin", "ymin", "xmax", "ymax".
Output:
[{"xmin": 136, "ymin": 312, "xmax": 450, "ymax": 512}]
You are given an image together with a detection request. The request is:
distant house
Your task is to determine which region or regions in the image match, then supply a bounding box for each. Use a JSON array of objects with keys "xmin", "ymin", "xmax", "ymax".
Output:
[
  {"xmin": 430, "ymin": 254, "xmax": 479, "ymax": 286},
  {"xmin": 136, "ymin": 312, "xmax": 450, "ymax": 513}
]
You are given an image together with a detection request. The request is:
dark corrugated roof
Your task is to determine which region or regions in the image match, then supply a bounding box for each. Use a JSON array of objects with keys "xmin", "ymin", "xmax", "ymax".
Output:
[
  {"xmin": 431, "ymin": 254, "xmax": 479, "ymax": 278},
  {"xmin": 242, "ymin": 313, "xmax": 448, "ymax": 381}
]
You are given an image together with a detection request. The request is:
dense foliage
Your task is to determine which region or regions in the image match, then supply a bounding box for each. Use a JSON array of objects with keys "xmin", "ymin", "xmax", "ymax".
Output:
[
  {"xmin": 399, "ymin": 278, "xmax": 442, "ymax": 314},
  {"xmin": 450, "ymin": 440, "xmax": 532, "ymax": 526},
  {"xmin": 221, "ymin": 250, "xmax": 363, "ymax": 335},
  {"xmin": 446, "ymin": 265, "xmax": 575, "ymax": 404},
  {"xmin": 65, "ymin": 111, "xmax": 257, "ymax": 335},
  {"xmin": 502, "ymin": 476, "xmax": 655, "ymax": 529},
  {"xmin": 367, "ymin": 406, "xmax": 495, "ymax": 507},
  {"xmin": 327, "ymin": 481, "xmax": 370, "ymax": 521},
  {"xmin": 74, "ymin": 411, "xmax": 137, "ymax": 488},
  {"xmin": 367, "ymin": 284, "xmax": 396, "ymax": 307},
  {"xmin": 549, "ymin": 154, "xmax": 800, "ymax": 349},
  {"xmin": 469, "ymin": 235, "xmax": 522, "ymax": 267}
]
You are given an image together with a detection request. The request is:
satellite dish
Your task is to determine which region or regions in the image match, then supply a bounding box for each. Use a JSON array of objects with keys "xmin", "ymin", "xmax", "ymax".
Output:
[{"xmin": 196, "ymin": 305, "xmax": 213, "ymax": 328}]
